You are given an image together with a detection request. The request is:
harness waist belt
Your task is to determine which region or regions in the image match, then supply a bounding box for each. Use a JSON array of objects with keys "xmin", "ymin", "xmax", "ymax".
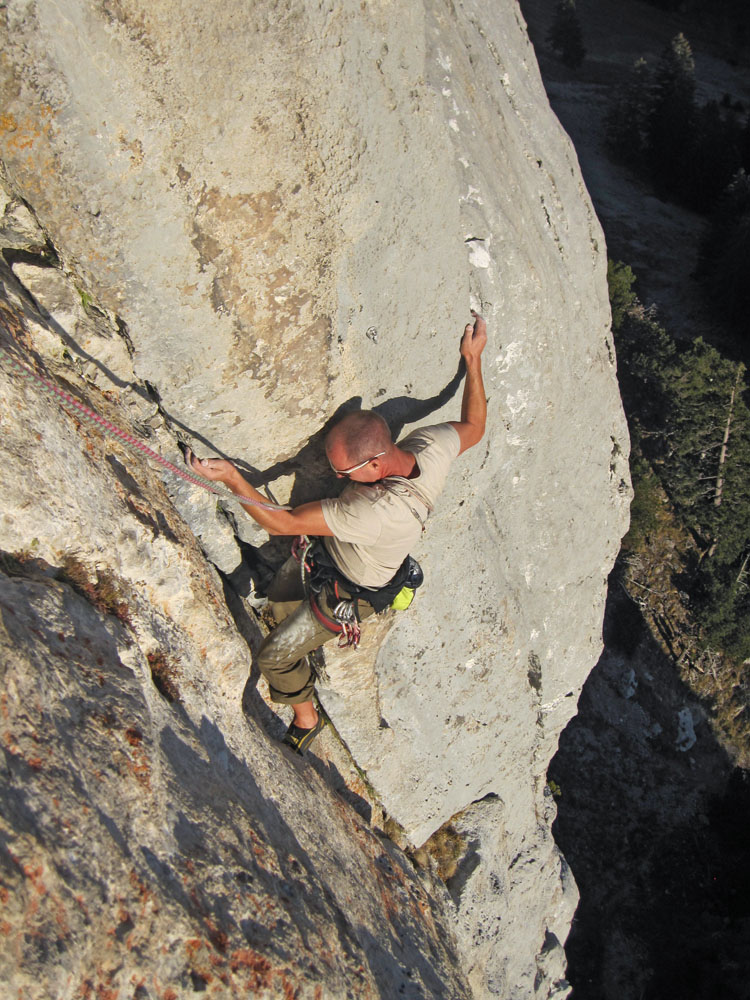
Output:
[
  {"xmin": 309, "ymin": 594, "xmax": 343, "ymax": 633},
  {"xmin": 309, "ymin": 541, "xmax": 415, "ymax": 614}
]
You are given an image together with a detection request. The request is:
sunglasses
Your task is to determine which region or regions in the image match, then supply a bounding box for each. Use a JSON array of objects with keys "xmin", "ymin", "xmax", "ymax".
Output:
[{"xmin": 328, "ymin": 451, "xmax": 386, "ymax": 476}]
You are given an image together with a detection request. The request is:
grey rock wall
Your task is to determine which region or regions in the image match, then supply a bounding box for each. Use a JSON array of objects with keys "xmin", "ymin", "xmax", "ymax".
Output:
[
  {"xmin": 0, "ymin": 257, "xmax": 470, "ymax": 998},
  {"xmin": 0, "ymin": 0, "xmax": 631, "ymax": 996}
]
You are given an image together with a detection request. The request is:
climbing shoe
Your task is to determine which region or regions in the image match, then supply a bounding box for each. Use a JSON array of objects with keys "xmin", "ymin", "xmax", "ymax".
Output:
[{"xmin": 282, "ymin": 714, "xmax": 326, "ymax": 756}]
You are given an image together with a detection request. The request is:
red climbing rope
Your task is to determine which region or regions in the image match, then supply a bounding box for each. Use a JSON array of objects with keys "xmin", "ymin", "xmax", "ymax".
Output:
[{"xmin": 0, "ymin": 344, "xmax": 290, "ymax": 513}]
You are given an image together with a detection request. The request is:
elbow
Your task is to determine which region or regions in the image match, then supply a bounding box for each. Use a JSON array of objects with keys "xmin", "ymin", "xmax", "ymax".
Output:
[
  {"xmin": 263, "ymin": 513, "xmax": 295, "ymax": 536},
  {"xmin": 468, "ymin": 422, "xmax": 486, "ymax": 449},
  {"xmin": 453, "ymin": 418, "xmax": 486, "ymax": 456}
]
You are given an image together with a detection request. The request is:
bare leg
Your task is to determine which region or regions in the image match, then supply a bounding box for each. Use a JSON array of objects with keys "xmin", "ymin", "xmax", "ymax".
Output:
[{"xmin": 292, "ymin": 700, "xmax": 318, "ymax": 729}]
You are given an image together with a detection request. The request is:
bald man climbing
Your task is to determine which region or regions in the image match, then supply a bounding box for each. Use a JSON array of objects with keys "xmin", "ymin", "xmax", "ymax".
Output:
[{"xmin": 188, "ymin": 310, "xmax": 487, "ymax": 754}]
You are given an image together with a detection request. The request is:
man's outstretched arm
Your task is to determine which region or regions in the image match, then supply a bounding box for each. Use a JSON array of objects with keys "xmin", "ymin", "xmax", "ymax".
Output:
[
  {"xmin": 449, "ymin": 310, "xmax": 487, "ymax": 455},
  {"xmin": 185, "ymin": 452, "xmax": 333, "ymax": 537}
]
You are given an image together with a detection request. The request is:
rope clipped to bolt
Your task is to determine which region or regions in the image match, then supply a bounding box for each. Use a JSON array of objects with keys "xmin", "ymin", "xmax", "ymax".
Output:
[{"xmin": 0, "ymin": 344, "xmax": 291, "ymax": 513}]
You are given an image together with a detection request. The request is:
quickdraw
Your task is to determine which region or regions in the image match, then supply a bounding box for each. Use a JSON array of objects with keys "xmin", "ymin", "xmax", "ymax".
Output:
[
  {"xmin": 292, "ymin": 533, "xmax": 314, "ymax": 589},
  {"xmin": 308, "ymin": 591, "xmax": 361, "ymax": 649},
  {"xmin": 331, "ymin": 597, "xmax": 361, "ymax": 649}
]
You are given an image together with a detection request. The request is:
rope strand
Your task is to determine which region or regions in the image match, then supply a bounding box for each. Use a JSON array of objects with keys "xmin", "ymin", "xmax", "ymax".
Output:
[{"xmin": 0, "ymin": 344, "xmax": 290, "ymax": 513}]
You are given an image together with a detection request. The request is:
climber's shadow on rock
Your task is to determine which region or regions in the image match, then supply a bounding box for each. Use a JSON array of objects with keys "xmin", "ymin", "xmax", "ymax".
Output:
[
  {"xmin": 0, "ymin": 256, "xmax": 249, "ymax": 460},
  {"xmin": 372, "ymin": 357, "xmax": 464, "ymax": 440}
]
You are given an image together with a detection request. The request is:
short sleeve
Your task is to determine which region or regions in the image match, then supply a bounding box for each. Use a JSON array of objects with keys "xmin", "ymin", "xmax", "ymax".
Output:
[{"xmin": 429, "ymin": 423, "xmax": 461, "ymax": 462}]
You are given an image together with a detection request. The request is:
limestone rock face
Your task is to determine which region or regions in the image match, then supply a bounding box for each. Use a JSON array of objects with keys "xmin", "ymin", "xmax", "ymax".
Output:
[
  {"xmin": 0, "ymin": 259, "xmax": 470, "ymax": 998},
  {"xmin": 0, "ymin": 0, "xmax": 631, "ymax": 996}
]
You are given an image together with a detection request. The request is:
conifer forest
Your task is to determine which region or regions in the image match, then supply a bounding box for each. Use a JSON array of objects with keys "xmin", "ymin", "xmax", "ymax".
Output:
[{"xmin": 525, "ymin": 1, "xmax": 750, "ymax": 997}]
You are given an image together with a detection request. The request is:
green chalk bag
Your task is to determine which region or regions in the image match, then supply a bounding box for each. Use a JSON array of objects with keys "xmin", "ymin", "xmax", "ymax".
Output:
[
  {"xmin": 391, "ymin": 586, "xmax": 416, "ymax": 611},
  {"xmin": 390, "ymin": 557, "xmax": 424, "ymax": 610}
]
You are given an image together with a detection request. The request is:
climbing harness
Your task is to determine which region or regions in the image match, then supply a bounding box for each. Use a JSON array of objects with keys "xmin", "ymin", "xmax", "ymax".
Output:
[
  {"xmin": 286, "ymin": 481, "xmax": 429, "ymax": 649},
  {"xmin": 0, "ymin": 344, "xmax": 290, "ymax": 514},
  {"xmin": 292, "ymin": 534, "xmax": 362, "ymax": 648},
  {"xmin": 291, "ymin": 535, "xmax": 424, "ymax": 649}
]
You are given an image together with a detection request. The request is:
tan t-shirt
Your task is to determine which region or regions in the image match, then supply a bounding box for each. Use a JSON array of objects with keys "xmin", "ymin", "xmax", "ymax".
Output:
[{"xmin": 320, "ymin": 423, "xmax": 461, "ymax": 587}]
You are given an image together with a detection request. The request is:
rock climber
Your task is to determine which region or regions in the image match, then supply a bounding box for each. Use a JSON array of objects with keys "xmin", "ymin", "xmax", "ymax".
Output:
[{"xmin": 187, "ymin": 310, "xmax": 487, "ymax": 754}]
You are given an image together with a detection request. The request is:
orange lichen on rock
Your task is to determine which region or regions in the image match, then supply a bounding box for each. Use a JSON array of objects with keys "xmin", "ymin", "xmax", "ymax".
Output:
[
  {"xmin": 0, "ymin": 109, "xmax": 55, "ymax": 153},
  {"xmin": 123, "ymin": 726, "xmax": 151, "ymax": 789},
  {"xmin": 185, "ymin": 938, "xmax": 203, "ymax": 960}
]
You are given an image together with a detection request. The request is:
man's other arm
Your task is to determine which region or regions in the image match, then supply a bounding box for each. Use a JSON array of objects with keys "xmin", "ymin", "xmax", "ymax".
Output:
[
  {"xmin": 449, "ymin": 310, "xmax": 487, "ymax": 455},
  {"xmin": 185, "ymin": 451, "xmax": 333, "ymax": 537}
]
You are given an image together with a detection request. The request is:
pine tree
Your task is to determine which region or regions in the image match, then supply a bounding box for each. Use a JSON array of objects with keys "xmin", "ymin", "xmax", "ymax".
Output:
[
  {"xmin": 646, "ymin": 34, "xmax": 697, "ymax": 200},
  {"xmin": 683, "ymin": 101, "xmax": 743, "ymax": 212},
  {"xmin": 605, "ymin": 58, "xmax": 653, "ymax": 169},
  {"xmin": 613, "ymin": 275, "xmax": 750, "ymax": 660},
  {"xmin": 652, "ymin": 33, "xmax": 695, "ymax": 110},
  {"xmin": 616, "ymin": 306, "xmax": 676, "ymax": 431},
  {"xmin": 650, "ymin": 340, "xmax": 750, "ymax": 658},
  {"xmin": 693, "ymin": 554, "xmax": 750, "ymax": 660},
  {"xmin": 657, "ymin": 342, "xmax": 747, "ymax": 539},
  {"xmin": 607, "ymin": 259, "xmax": 637, "ymax": 332},
  {"xmin": 699, "ymin": 169, "xmax": 750, "ymax": 330},
  {"xmin": 547, "ymin": 0, "xmax": 586, "ymax": 69}
]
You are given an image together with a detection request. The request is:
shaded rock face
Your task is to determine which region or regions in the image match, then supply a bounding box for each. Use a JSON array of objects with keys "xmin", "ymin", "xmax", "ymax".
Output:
[
  {"xmin": 550, "ymin": 587, "xmax": 750, "ymax": 1000},
  {"xmin": 0, "ymin": 0, "xmax": 631, "ymax": 996}
]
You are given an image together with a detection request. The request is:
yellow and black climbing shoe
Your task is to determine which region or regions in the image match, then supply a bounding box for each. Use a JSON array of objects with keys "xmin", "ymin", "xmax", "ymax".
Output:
[{"xmin": 282, "ymin": 715, "xmax": 326, "ymax": 756}]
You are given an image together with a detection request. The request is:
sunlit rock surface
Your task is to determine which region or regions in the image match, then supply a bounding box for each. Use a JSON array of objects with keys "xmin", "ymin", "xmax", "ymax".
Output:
[{"xmin": 0, "ymin": 0, "xmax": 630, "ymax": 995}]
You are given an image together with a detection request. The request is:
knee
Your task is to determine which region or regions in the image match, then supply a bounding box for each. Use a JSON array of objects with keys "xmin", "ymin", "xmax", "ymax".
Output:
[
  {"xmin": 257, "ymin": 633, "xmax": 278, "ymax": 675},
  {"xmin": 257, "ymin": 629, "xmax": 299, "ymax": 677}
]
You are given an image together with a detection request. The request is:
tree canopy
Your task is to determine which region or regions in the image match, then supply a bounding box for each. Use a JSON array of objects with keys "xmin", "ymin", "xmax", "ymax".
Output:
[
  {"xmin": 546, "ymin": 0, "xmax": 586, "ymax": 69},
  {"xmin": 611, "ymin": 262, "xmax": 750, "ymax": 660}
]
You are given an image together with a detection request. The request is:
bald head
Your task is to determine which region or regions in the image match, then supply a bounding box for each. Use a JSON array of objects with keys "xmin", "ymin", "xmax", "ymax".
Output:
[{"xmin": 325, "ymin": 410, "xmax": 393, "ymax": 468}]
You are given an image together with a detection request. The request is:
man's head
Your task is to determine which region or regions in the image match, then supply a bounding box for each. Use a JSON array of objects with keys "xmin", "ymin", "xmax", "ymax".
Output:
[{"xmin": 325, "ymin": 410, "xmax": 393, "ymax": 481}]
